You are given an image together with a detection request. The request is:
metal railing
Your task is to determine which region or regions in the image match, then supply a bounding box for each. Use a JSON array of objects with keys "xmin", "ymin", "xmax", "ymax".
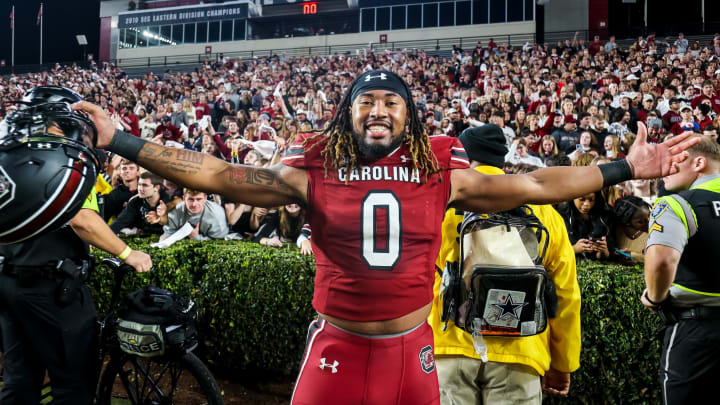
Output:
[
  {"xmin": 3, "ymin": 30, "xmax": 589, "ymax": 75},
  {"xmin": 112, "ymin": 30, "xmax": 584, "ymax": 69}
]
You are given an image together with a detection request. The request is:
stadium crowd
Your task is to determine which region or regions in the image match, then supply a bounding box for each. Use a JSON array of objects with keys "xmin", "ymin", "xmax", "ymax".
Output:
[{"xmin": 2, "ymin": 31, "xmax": 719, "ymax": 263}]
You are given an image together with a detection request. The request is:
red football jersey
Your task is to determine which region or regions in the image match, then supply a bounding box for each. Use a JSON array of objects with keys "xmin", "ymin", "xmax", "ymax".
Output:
[{"xmin": 282, "ymin": 134, "xmax": 470, "ymax": 321}]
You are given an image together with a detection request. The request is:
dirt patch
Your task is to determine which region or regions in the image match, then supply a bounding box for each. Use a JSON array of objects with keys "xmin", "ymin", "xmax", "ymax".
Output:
[{"xmin": 217, "ymin": 379, "xmax": 293, "ymax": 405}]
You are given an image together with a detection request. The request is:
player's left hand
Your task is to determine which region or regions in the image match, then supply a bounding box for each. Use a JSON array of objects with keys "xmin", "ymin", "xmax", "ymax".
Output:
[
  {"xmin": 626, "ymin": 122, "xmax": 701, "ymax": 179},
  {"xmin": 542, "ymin": 368, "xmax": 570, "ymax": 397}
]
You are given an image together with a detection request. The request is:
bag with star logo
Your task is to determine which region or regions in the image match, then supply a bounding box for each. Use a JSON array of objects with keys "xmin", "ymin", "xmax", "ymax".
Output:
[{"xmin": 439, "ymin": 206, "xmax": 558, "ymax": 338}]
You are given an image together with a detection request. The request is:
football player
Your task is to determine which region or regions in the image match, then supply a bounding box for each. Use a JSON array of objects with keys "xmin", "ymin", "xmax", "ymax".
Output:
[{"xmin": 75, "ymin": 70, "xmax": 699, "ymax": 405}]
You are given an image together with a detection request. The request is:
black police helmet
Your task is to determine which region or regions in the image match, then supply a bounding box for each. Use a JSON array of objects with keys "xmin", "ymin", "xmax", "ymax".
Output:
[{"xmin": 0, "ymin": 86, "xmax": 100, "ymax": 244}]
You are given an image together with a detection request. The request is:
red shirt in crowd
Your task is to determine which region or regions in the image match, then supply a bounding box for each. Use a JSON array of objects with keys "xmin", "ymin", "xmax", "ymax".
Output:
[
  {"xmin": 155, "ymin": 123, "xmax": 182, "ymax": 142},
  {"xmin": 698, "ymin": 117, "xmax": 714, "ymax": 130},
  {"xmin": 691, "ymin": 93, "xmax": 720, "ymax": 114},
  {"xmin": 122, "ymin": 113, "xmax": 140, "ymax": 137},
  {"xmin": 194, "ymin": 102, "xmax": 211, "ymax": 120},
  {"xmin": 662, "ymin": 110, "xmax": 682, "ymax": 129}
]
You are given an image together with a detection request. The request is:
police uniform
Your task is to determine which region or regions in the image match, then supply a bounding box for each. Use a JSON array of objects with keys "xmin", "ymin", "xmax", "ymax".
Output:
[
  {"xmin": 646, "ymin": 173, "xmax": 720, "ymax": 405},
  {"xmin": 0, "ymin": 188, "xmax": 99, "ymax": 405}
]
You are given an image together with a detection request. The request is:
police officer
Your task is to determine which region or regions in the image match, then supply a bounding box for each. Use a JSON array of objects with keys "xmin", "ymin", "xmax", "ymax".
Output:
[
  {"xmin": 642, "ymin": 134, "xmax": 720, "ymax": 404},
  {"xmin": 0, "ymin": 86, "xmax": 152, "ymax": 405}
]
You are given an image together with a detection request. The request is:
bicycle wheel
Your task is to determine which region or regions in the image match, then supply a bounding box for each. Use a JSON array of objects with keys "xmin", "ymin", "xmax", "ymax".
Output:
[{"xmin": 96, "ymin": 351, "xmax": 224, "ymax": 405}]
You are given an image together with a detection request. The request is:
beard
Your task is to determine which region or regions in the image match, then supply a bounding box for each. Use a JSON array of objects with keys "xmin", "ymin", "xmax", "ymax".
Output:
[{"xmin": 353, "ymin": 128, "xmax": 405, "ymax": 161}]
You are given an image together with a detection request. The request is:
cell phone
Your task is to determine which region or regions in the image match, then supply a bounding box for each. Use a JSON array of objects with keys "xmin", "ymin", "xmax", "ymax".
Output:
[
  {"xmin": 576, "ymin": 144, "xmax": 583, "ymax": 151},
  {"xmin": 614, "ymin": 248, "xmax": 636, "ymax": 262}
]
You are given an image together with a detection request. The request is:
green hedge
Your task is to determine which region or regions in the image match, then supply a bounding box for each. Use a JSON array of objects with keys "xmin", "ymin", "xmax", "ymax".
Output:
[{"xmin": 91, "ymin": 239, "xmax": 663, "ymax": 403}]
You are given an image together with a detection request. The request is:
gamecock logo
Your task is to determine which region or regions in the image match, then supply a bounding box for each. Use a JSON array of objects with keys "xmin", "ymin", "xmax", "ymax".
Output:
[{"xmin": 419, "ymin": 345, "xmax": 435, "ymax": 374}]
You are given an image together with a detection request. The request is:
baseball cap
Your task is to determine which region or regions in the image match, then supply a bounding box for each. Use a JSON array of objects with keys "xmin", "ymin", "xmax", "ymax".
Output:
[
  {"xmin": 296, "ymin": 110, "xmax": 307, "ymax": 116},
  {"xmin": 626, "ymin": 74, "xmax": 640, "ymax": 81},
  {"xmin": 564, "ymin": 114, "xmax": 577, "ymax": 124},
  {"xmin": 670, "ymin": 97, "xmax": 681, "ymax": 103},
  {"xmin": 643, "ymin": 94, "xmax": 654, "ymax": 103},
  {"xmin": 447, "ymin": 108, "xmax": 458, "ymax": 114},
  {"xmin": 258, "ymin": 113, "xmax": 271, "ymax": 121},
  {"xmin": 680, "ymin": 105, "xmax": 692, "ymax": 112}
]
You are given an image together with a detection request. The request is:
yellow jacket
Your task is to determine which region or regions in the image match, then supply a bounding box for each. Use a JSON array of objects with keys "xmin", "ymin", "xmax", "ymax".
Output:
[
  {"xmin": 96, "ymin": 174, "xmax": 113, "ymax": 196},
  {"xmin": 428, "ymin": 165, "xmax": 581, "ymax": 375}
]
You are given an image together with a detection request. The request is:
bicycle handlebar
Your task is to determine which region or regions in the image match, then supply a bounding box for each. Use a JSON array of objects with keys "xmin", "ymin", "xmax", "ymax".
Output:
[
  {"xmin": 101, "ymin": 257, "xmax": 134, "ymax": 274},
  {"xmin": 101, "ymin": 258, "xmax": 136, "ymax": 311}
]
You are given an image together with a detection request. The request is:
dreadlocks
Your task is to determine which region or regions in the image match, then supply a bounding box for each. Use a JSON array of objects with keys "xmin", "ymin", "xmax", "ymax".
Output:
[{"xmin": 305, "ymin": 72, "xmax": 440, "ymax": 183}]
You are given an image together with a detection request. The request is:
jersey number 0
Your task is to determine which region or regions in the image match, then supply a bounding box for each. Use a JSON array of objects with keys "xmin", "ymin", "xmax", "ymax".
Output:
[{"xmin": 361, "ymin": 191, "xmax": 402, "ymax": 270}]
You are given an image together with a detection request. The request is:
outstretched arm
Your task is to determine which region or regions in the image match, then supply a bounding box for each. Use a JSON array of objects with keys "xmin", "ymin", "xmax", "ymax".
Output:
[
  {"xmin": 450, "ymin": 123, "xmax": 700, "ymax": 212},
  {"xmin": 74, "ymin": 101, "xmax": 307, "ymax": 208},
  {"xmin": 450, "ymin": 165, "xmax": 604, "ymax": 212}
]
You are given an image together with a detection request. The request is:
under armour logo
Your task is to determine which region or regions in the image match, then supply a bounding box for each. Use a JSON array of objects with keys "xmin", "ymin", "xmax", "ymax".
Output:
[
  {"xmin": 33, "ymin": 143, "xmax": 52, "ymax": 149},
  {"xmin": 400, "ymin": 155, "xmax": 410, "ymax": 163},
  {"xmin": 319, "ymin": 358, "xmax": 339, "ymax": 373},
  {"xmin": 364, "ymin": 73, "xmax": 388, "ymax": 82}
]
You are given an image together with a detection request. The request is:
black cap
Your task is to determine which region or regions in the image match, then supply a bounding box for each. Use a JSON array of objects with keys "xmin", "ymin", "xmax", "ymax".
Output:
[{"xmin": 458, "ymin": 124, "xmax": 508, "ymax": 169}]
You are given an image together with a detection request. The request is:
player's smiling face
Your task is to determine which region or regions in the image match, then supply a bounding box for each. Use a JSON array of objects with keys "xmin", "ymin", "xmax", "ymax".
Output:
[{"xmin": 351, "ymin": 89, "xmax": 407, "ymax": 160}]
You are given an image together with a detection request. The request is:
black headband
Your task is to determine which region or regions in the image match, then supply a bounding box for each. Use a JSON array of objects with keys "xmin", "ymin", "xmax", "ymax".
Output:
[{"xmin": 350, "ymin": 70, "xmax": 410, "ymax": 106}]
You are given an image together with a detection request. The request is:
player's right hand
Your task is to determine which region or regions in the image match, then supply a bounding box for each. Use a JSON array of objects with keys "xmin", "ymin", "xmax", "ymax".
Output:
[
  {"xmin": 72, "ymin": 101, "xmax": 116, "ymax": 149},
  {"xmin": 124, "ymin": 250, "xmax": 153, "ymax": 273}
]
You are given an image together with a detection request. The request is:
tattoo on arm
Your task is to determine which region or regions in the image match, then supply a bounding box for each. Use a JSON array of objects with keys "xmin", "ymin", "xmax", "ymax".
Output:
[
  {"xmin": 228, "ymin": 166, "xmax": 290, "ymax": 192},
  {"xmin": 137, "ymin": 145, "xmax": 206, "ymax": 175}
]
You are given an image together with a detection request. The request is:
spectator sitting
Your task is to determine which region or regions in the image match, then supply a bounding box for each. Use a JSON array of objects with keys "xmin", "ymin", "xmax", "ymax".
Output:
[
  {"xmin": 161, "ymin": 189, "xmax": 229, "ymax": 241},
  {"xmin": 155, "ymin": 115, "xmax": 182, "ymax": 143},
  {"xmin": 505, "ymin": 138, "xmax": 545, "ymax": 167},
  {"xmin": 109, "ymin": 172, "xmax": 171, "ymax": 236},
  {"xmin": 612, "ymin": 196, "xmax": 651, "ymax": 264},
  {"xmin": 556, "ymin": 190, "xmax": 614, "ymax": 261},
  {"xmin": 119, "ymin": 107, "xmax": 140, "ymax": 137},
  {"xmin": 608, "ymin": 109, "xmax": 632, "ymax": 142},
  {"xmin": 552, "ymin": 115, "xmax": 579, "ymax": 153},
  {"xmin": 537, "ymin": 134, "xmax": 560, "ymax": 164},
  {"xmin": 568, "ymin": 130, "xmax": 599, "ymax": 162},
  {"xmin": 544, "ymin": 153, "xmax": 572, "ymax": 167},
  {"xmin": 602, "ymin": 135, "xmax": 625, "ymax": 160},
  {"xmin": 627, "ymin": 178, "xmax": 658, "ymax": 206},
  {"xmin": 169, "ymin": 103, "xmax": 188, "ymax": 130},
  {"xmin": 138, "ymin": 108, "xmax": 158, "ymax": 140},
  {"xmin": 703, "ymin": 125, "xmax": 719, "ymax": 142},
  {"xmin": 670, "ymin": 105, "xmax": 700, "ymax": 135},
  {"xmin": 103, "ymin": 159, "xmax": 139, "ymax": 222},
  {"xmin": 253, "ymin": 203, "xmax": 312, "ymax": 255}
]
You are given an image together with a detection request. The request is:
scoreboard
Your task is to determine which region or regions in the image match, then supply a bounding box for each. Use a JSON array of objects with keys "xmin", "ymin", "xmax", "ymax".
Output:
[
  {"xmin": 303, "ymin": 2, "xmax": 318, "ymax": 14},
  {"xmin": 260, "ymin": 0, "xmax": 351, "ymax": 18}
]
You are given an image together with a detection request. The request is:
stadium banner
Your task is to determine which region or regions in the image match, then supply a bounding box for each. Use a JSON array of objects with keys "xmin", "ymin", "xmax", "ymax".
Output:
[{"xmin": 118, "ymin": 2, "xmax": 249, "ymax": 29}]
